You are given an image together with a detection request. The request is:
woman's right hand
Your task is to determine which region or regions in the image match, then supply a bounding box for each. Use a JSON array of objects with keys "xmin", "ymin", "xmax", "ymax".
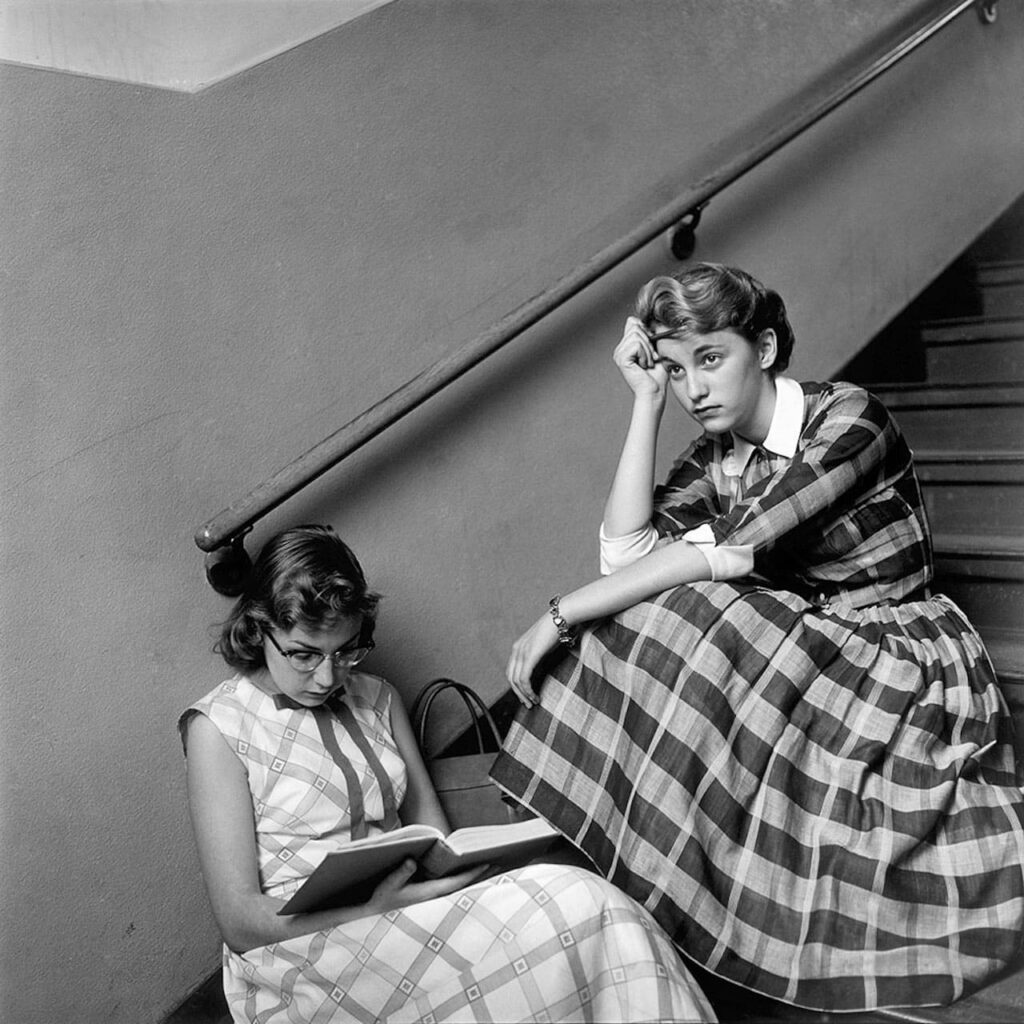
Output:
[
  {"xmin": 367, "ymin": 859, "xmax": 491, "ymax": 914},
  {"xmin": 613, "ymin": 317, "xmax": 668, "ymax": 401}
]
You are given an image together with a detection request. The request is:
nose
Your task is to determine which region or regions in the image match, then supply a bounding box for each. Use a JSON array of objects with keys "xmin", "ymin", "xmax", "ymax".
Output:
[
  {"xmin": 313, "ymin": 656, "xmax": 341, "ymax": 686},
  {"xmin": 685, "ymin": 371, "xmax": 708, "ymax": 403}
]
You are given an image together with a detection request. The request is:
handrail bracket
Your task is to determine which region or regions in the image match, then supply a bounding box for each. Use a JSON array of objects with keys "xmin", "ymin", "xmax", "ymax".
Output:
[
  {"xmin": 978, "ymin": 0, "xmax": 998, "ymax": 24},
  {"xmin": 667, "ymin": 205, "xmax": 705, "ymax": 261},
  {"xmin": 204, "ymin": 529, "xmax": 253, "ymax": 597}
]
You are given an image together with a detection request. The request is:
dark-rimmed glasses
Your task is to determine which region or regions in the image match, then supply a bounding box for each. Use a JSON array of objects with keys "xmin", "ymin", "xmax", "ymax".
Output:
[{"xmin": 265, "ymin": 630, "xmax": 375, "ymax": 673}]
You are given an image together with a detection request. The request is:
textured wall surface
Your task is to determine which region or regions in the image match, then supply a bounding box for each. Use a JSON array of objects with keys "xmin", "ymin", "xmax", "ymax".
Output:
[{"xmin": 2, "ymin": 2, "xmax": 1022, "ymax": 1021}]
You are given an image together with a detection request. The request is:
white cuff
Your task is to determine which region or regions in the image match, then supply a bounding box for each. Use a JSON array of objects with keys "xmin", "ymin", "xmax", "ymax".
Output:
[
  {"xmin": 681, "ymin": 524, "xmax": 754, "ymax": 581},
  {"xmin": 599, "ymin": 522, "xmax": 659, "ymax": 575}
]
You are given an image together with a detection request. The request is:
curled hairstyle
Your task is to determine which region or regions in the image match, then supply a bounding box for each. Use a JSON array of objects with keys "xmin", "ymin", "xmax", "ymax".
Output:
[
  {"xmin": 215, "ymin": 524, "xmax": 380, "ymax": 673},
  {"xmin": 635, "ymin": 262, "xmax": 795, "ymax": 374}
]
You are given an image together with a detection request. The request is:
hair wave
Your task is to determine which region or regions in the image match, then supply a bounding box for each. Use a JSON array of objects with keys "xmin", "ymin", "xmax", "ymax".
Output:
[
  {"xmin": 635, "ymin": 262, "xmax": 794, "ymax": 373},
  {"xmin": 214, "ymin": 524, "xmax": 380, "ymax": 673}
]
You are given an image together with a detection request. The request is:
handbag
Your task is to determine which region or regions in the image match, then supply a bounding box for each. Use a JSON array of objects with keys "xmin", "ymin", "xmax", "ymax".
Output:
[{"xmin": 410, "ymin": 678, "xmax": 514, "ymax": 829}]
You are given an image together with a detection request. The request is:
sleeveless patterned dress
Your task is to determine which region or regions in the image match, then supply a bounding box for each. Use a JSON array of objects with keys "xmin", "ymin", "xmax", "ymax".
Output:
[{"xmin": 181, "ymin": 672, "xmax": 715, "ymax": 1023}]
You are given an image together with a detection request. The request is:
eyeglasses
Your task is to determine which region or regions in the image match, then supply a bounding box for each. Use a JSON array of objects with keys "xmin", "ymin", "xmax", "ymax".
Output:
[{"xmin": 265, "ymin": 630, "xmax": 375, "ymax": 673}]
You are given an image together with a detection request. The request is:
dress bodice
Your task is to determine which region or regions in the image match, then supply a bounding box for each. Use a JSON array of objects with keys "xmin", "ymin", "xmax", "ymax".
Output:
[{"xmin": 181, "ymin": 672, "xmax": 406, "ymax": 899}]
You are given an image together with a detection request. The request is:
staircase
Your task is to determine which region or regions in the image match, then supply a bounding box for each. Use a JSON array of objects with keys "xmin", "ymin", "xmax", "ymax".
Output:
[
  {"xmin": 866, "ymin": 258, "xmax": 1024, "ymax": 763},
  {"xmin": 163, "ymin": 260, "xmax": 1024, "ymax": 1024}
]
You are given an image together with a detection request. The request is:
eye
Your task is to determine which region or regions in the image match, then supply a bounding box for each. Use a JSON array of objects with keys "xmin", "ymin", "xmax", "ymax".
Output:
[
  {"xmin": 288, "ymin": 650, "xmax": 321, "ymax": 670},
  {"xmin": 700, "ymin": 352, "xmax": 722, "ymax": 367},
  {"xmin": 665, "ymin": 363, "xmax": 685, "ymax": 379}
]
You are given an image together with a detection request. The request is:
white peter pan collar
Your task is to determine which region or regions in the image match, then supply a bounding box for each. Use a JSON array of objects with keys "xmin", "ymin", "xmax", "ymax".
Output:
[{"xmin": 722, "ymin": 377, "xmax": 803, "ymax": 479}]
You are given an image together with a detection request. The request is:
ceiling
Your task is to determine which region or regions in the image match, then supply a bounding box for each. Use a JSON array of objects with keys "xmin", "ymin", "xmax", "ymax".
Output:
[{"xmin": 0, "ymin": 0, "xmax": 394, "ymax": 92}]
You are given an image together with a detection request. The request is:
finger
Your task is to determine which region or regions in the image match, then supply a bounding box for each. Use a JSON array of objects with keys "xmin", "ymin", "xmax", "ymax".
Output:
[
  {"xmin": 635, "ymin": 338, "xmax": 655, "ymax": 369},
  {"xmin": 411, "ymin": 864, "xmax": 493, "ymax": 900},
  {"xmin": 375, "ymin": 858, "xmax": 418, "ymax": 894},
  {"xmin": 510, "ymin": 663, "xmax": 536, "ymax": 708},
  {"xmin": 511, "ymin": 673, "xmax": 534, "ymax": 708},
  {"xmin": 506, "ymin": 658, "xmax": 529, "ymax": 706}
]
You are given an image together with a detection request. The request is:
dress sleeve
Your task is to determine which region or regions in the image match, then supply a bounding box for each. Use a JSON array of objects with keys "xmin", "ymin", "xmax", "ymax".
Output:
[
  {"xmin": 651, "ymin": 437, "xmax": 724, "ymax": 536},
  {"xmin": 599, "ymin": 521, "xmax": 660, "ymax": 574},
  {"xmin": 702, "ymin": 384, "xmax": 898, "ymax": 553}
]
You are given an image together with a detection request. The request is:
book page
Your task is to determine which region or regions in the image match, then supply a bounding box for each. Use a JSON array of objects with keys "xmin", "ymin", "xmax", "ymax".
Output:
[
  {"xmin": 444, "ymin": 816, "xmax": 558, "ymax": 855},
  {"xmin": 420, "ymin": 817, "xmax": 559, "ymax": 877}
]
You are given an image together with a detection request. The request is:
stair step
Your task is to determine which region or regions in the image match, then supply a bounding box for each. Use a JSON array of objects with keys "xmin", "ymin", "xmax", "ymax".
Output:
[
  {"xmin": 983, "ymin": 627, "xmax": 1024, "ymax": 684},
  {"xmin": 935, "ymin": 576, "xmax": 1024, "ymax": 636},
  {"xmin": 925, "ymin": 487, "xmax": 1024, "ymax": 536},
  {"xmin": 868, "ymin": 383, "xmax": 1024, "ymax": 452},
  {"xmin": 914, "ymin": 450, "xmax": 1024, "ymax": 477},
  {"xmin": 983, "ymin": 627, "xmax": 1024, "ymax": 787},
  {"xmin": 933, "ymin": 533, "xmax": 1024, "ymax": 581},
  {"xmin": 921, "ymin": 316, "xmax": 1024, "ymax": 344},
  {"xmin": 933, "ymin": 533, "xmax": 1024, "ymax": 558},
  {"xmin": 914, "ymin": 452, "xmax": 1024, "ymax": 536},
  {"xmin": 976, "ymin": 259, "xmax": 1024, "ymax": 318},
  {"xmin": 918, "ymin": 317, "xmax": 1024, "ymax": 382}
]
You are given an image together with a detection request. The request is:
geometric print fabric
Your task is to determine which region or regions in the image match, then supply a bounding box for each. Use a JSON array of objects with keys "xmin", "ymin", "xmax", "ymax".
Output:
[
  {"xmin": 491, "ymin": 582, "xmax": 1024, "ymax": 1012},
  {"xmin": 182, "ymin": 673, "xmax": 714, "ymax": 1022},
  {"xmin": 231, "ymin": 863, "xmax": 715, "ymax": 1022}
]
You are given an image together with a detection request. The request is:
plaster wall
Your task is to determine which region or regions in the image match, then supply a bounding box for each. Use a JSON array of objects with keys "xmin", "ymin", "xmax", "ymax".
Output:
[{"xmin": 2, "ymin": 2, "xmax": 1023, "ymax": 1021}]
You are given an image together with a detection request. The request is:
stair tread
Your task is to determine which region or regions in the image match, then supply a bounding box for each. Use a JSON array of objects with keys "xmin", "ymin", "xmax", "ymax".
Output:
[
  {"xmin": 975, "ymin": 258, "xmax": 1024, "ymax": 283},
  {"xmin": 983, "ymin": 634, "xmax": 1024, "ymax": 680},
  {"xmin": 866, "ymin": 381, "xmax": 1024, "ymax": 405},
  {"xmin": 914, "ymin": 450, "xmax": 1024, "ymax": 463},
  {"xmin": 933, "ymin": 533, "xmax": 1024, "ymax": 557},
  {"xmin": 920, "ymin": 316, "xmax": 1024, "ymax": 342},
  {"xmin": 915, "ymin": 455, "xmax": 1024, "ymax": 485}
]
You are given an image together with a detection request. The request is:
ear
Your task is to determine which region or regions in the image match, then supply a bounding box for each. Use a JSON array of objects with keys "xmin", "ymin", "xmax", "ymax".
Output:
[{"xmin": 756, "ymin": 329, "xmax": 778, "ymax": 371}]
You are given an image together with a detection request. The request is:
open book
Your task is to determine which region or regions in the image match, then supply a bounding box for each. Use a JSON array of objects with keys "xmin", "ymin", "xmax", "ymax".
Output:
[{"xmin": 278, "ymin": 816, "xmax": 559, "ymax": 915}]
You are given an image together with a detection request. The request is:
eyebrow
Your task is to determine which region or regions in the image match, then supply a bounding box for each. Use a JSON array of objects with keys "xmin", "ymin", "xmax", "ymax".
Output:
[{"xmin": 286, "ymin": 628, "xmax": 363, "ymax": 653}]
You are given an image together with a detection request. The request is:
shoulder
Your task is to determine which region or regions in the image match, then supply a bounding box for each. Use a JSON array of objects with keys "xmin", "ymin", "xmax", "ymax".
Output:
[
  {"xmin": 177, "ymin": 675, "xmax": 259, "ymax": 754},
  {"xmin": 344, "ymin": 671, "xmax": 395, "ymax": 716},
  {"xmin": 800, "ymin": 380, "xmax": 894, "ymax": 433}
]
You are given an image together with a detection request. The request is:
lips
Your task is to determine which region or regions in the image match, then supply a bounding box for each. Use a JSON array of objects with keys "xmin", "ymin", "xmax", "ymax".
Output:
[
  {"xmin": 692, "ymin": 406, "xmax": 719, "ymax": 417},
  {"xmin": 306, "ymin": 686, "xmax": 340, "ymax": 703}
]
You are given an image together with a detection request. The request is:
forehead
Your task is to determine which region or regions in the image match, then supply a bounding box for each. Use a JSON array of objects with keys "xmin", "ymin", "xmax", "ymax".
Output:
[
  {"xmin": 280, "ymin": 615, "xmax": 362, "ymax": 648},
  {"xmin": 655, "ymin": 327, "xmax": 748, "ymax": 361}
]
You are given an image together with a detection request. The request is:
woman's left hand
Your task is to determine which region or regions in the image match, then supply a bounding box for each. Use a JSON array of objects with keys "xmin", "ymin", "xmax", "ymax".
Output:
[{"xmin": 506, "ymin": 613, "xmax": 560, "ymax": 707}]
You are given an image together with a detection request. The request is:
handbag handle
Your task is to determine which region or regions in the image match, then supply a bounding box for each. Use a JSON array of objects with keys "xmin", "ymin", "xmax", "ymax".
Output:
[{"xmin": 411, "ymin": 678, "xmax": 503, "ymax": 757}]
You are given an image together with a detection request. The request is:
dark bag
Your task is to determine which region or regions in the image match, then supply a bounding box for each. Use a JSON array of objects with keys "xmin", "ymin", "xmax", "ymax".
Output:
[{"xmin": 410, "ymin": 678, "xmax": 513, "ymax": 829}]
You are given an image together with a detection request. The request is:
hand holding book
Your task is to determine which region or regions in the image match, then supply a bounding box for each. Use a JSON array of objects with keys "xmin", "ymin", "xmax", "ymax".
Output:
[{"xmin": 279, "ymin": 816, "xmax": 559, "ymax": 915}]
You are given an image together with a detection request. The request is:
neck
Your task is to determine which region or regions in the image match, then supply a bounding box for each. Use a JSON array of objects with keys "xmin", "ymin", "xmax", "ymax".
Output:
[{"xmin": 735, "ymin": 376, "xmax": 778, "ymax": 446}]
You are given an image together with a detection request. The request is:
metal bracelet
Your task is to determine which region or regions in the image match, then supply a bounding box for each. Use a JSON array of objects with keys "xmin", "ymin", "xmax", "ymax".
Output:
[{"xmin": 548, "ymin": 595, "xmax": 578, "ymax": 646}]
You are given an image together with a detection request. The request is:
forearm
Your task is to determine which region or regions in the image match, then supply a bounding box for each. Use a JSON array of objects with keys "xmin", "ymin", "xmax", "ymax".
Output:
[
  {"xmin": 561, "ymin": 539, "xmax": 712, "ymax": 626},
  {"xmin": 507, "ymin": 540, "xmax": 713, "ymax": 703},
  {"xmin": 216, "ymin": 887, "xmax": 380, "ymax": 953},
  {"xmin": 602, "ymin": 396, "xmax": 664, "ymax": 537}
]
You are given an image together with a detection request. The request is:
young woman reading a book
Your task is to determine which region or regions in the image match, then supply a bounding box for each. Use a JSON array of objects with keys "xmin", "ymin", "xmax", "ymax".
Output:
[
  {"xmin": 491, "ymin": 263, "xmax": 1024, "ymax": 1013},
  {"xmin": 180, "ymin": 525, "xmax": 715, "ymax": 1023}
]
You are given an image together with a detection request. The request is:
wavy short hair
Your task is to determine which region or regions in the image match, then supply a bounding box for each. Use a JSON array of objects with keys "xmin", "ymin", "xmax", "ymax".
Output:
[
  {"xmin": 215, "ymin": 525, "xmax": 380, "ymax": 673},
  {"xmin": 634, "ymin": 262, "xmax": 794, "ymax": 374}
]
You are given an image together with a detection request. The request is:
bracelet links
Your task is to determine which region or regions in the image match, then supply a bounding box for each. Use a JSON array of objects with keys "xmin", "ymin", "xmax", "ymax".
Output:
[{"xmin": 548, "ymin": 595, "xmax": 578, "ymax": 646}]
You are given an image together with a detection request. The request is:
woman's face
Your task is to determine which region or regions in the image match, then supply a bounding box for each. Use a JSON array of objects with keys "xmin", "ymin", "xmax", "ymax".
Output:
[
  {"xmin": 655, "ymin": 327, "xmax": 777, "ymax": 442},
  {"xmin": 260, "ymin": 614, "xmax": 366, "ymax": 707}
]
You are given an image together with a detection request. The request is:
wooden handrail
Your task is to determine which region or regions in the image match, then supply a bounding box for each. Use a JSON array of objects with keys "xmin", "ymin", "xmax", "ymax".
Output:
[{"xmin": 195, "ymin": 0, "xmax": 988, "ymax": 575}]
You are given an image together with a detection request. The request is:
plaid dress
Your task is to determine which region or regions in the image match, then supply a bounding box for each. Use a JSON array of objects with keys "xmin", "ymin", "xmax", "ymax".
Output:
[
  {"xmin": 181, "ymin": 673, "xmax": 715, "ymax": 1023},
  {"xmin": 491, "ymin": 381, "xmax": 1024, "ymax": 1012}
]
